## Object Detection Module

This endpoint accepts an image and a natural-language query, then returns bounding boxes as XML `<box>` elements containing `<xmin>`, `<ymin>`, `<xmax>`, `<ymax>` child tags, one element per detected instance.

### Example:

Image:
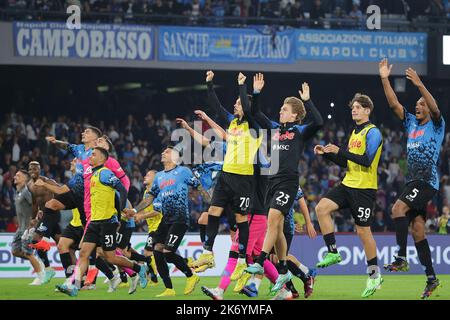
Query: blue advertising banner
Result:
<box><xmin>292</xmin><ymin>234</ymin><xmax>449</xmax><ymax>275</ymax></box>
<box><xmin>296</xmin><ymin>30</ymin><xmax>427</xmax><ymax>63</ymax></box>
<box><xmin>13</xmin><ymin>21</ymin><xmax>154</xmax><ymax>61</ymax></box>
<box><xmin>159</xmin><ymin>26</ymin><xmax>295</xmax><ymax>63</ymax></box>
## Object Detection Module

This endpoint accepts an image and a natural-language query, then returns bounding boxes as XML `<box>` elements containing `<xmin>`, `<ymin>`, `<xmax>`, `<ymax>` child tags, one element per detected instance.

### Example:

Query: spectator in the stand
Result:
<box><xmin>151</xmin><ymin>0</ymin><xmax>168</xmax><ymax>14</ymax></box>
<box><xmin>426</xmin><ymin>0</ymin><xmax>445</xmax><ymax>16</ymax></box>
<box><xmin>212</xmin><ymin>0</ymin><xmax>226</xmax><ymax>16</ymax></box>
<box><xmin>167</xmin><ymin>0</ymin><xmax>187</xmax><ymax>15</ymax></box>
<box><xmin>6</xmin><ymin>215</ymin><xmax>18</xmax><ymax>232</ymax></box>
<box><xmin>388</xmin><ymin>157</ymin><xmax>400</xmax><ymax>184</ymax></box>
<box><xmin>332</xmin><ymin>5</ymin><xmax>346</xmax><ymax>19</ymax></box>
<box><xmin>438</xmin><ymin>206</ymin><xmax>449</xmax><ymax>234</ymax></box>
<box><xmin>186</xmin><ymin>0</ymin><xmax>202</xmax><ymax>17</ymax></box>
<box><xmin>442</xmin><ymin>175</ymin><xmax>450</xmax><ymax>206</ymax></box>
<box><xmin>371</xmin><ymin>210</ymin><xmax>387</xmax><ymax>232</ymax></box>
<box><xmin>1</xmin><ymin>197</ymin><xmax>14</xmax><ymax>224</ymax></box>
<box><xmin>348</xmin><ymin>2</ymin><xmax>362</xmax><ymax>19</ymax></box>
<box><xmin>232</xmin><ymin>0</ymin><xmax>242</xmax><ymax>16</ymax></box>
<box><xmin>2</xmin><ymin>165</ymin><xmax>17</xmax><ymax>187</ymax></box>
<box><xmin>310</xmin><ymin>0</ymin><xmax>326</xmax><ymax>19</ymax></box>
<box><xmin>107</xmin><ymin>125</ymin><xmax>120</xmax><ymax>142</ymax></box>
<box><xmin>202</xmin><ymin>0</ymin><xmax>213</xmax><ymax>16</ymax></box>
<box><xmin>50</xmin><ymin>116</ymin><xmax>69</xmax><ymax>140</ymax></box>
<box><xmin>425</xmin><ymin>200</ymin><xmax>439</xmax><ymax>232</ymax></box>
<box><xmin>289</xmin><ymin>0</ymin><xmax>305</xmax><ymax>18</ymax></box>
<box><xmin>390</xmin><ymin>136</ymin><xmax>402</xmax><ymax>158</ymax></box>
<box><xmin>11</xmin><ymin>136</ymin><xmax>21</xmax><ymax>163</ymax></box>
<box><xmin>122</xmin><ymin>142</ymin><xmax>135</xmax><ymax>172</ymax></box>
<box><xmin>159</xmin><ymin>113</ymin><xmax>172</xmax><ymax>132</ymax></box>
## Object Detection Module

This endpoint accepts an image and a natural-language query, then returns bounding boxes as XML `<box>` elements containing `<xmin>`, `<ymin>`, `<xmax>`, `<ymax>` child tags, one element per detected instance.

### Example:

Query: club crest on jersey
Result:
<box><xmin>272</xmin><ymin>131</ymin><xmax>295</xmax><ymax>141</ymax></box>
<box><xmin>84</xmin><ymin>166</ymin><xmax>92</xmax><ymax>175</ymax></box>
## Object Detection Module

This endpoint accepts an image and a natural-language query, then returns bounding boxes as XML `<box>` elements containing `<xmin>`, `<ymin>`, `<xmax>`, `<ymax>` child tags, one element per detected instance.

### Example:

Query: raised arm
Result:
<box><xmin>194</xmin><ymin>110</ymin><xmax>227</xmax><ymax>141</ymax></box>
<box><xmin>238</xmin><ymin>73</ymin><xmax>264</xmax><ymax>136</ymax></box>
<box><xmin>298</xmin><ymin>83</ymin><xmax>324</xmax><ymax>141</ymax></box>
<box><xmin>34</xmin><ymin>179</ymin><xmax>69</xmax><ymax>195</ymax></box>
<box><xmin>176</xmin><ymin>117</ymin><xmax>210</xmax><ymax>147</ymax></box>
<box><xmin>251</xmin><ymin>73</ymin><xmax>264</xmax><ymax>114</ymax></box>
<box><xmin>379</xmin><ymin>58</ymin><xmax>405</xmax><ymax>120</ymax></box>
<box><xmin>248</xmin><ymin>72</ymin><xmax>278</xmax><ymax>130</ymax></box>
<box><xmin>46</xmin><ymin>136</ymin><xmax>70</xmax><ymax>150</ymax></box>
<box><xmin>106</xmin><ymin>157</ymin><xmax>130</xmax><ymax>191</ymax></box>
<box><xmin>206</xmin><ymin>70</ymin><xmax>234</xmax><ymax>124</ymax></box>
<box><xmin>406</xmin><ymin>67</ymin><xmax>441</xmax><ymax>121</ymax></box>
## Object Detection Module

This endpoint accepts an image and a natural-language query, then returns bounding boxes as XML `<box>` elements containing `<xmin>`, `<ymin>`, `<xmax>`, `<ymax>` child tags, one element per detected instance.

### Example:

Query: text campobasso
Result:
<box><xmin>14</xmin><ymin>22</ymin><xmax>154</xmax><ymax>60</ymax></box>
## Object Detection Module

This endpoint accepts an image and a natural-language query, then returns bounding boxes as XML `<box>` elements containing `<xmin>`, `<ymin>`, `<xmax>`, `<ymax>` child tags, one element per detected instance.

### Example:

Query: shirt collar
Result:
<box><xmin>92</xmin><ymin>164</ymin><xmax>104</xmax><ymax>172</ymax></box>
<box><xmin>281</xmin><ymin>121</ymin><xmax>297</xmax><ymax>129</ymax></box>
<box><xmin>355</xmin><ymin>121</ymin><xmax>371</xmax><ymax>133</ymax></box>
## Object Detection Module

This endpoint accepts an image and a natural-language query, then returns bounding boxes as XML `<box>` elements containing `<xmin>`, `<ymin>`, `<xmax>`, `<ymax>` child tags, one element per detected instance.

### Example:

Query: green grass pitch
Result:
<box><xmin>0</xmin><ymin>275</ymin><xmax>448</xmax><ymax>300</ymax></box>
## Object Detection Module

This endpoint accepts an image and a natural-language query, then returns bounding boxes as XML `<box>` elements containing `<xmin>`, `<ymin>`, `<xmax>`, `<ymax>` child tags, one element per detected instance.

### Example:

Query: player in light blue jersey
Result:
<box><xmin>124</xmin><ymin>146</ymin><xmax>210</xmax><ymax>297</ymax></box>
<box><xmin>380</xmin><ymin>58</ymin><xmax>445</xmax><ymax>299</ymax></box>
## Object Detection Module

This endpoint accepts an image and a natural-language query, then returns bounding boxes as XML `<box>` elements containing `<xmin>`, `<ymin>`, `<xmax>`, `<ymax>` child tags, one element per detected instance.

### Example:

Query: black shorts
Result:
<box><xmin>61</xmin><ymin>224</ymin><xmax>84</xmax><ymax>249</ymax></box>
<box><xmin>265</xmin><ymin>177</ymin><xmax>298</xmax><ymax>216</ymax></box>
<box><xmin>153</xmin><ymin>222</ymin><xmax>188</xmax><ymax>252</ymax></box>
<box><xmin>55</xmin><ymin>190</ymin><xmax>86</xmax><ymax>225</ymax></box>
<box><xmin>324</xmin><ymin>183</ymin><xmax>376</xmax><ymax>227</ymax></box>
<box><xmin>36</xmin><ymin>210</ymin><xmax>61</xmax><ymax>239</ymax></box>
<box><xmin>116</xmin><ymin>222</ymin><xmax>134</xmax><ymax>250</ymax></box>
<box><xmin>83</xmin><ymin>220</ymin><xmax>119</xmax><ymax>251</ymax></box>
<box><xmin>144</xmin><ymin>231</ymin><xmax>157</xmax><ymax>251</ymax></box>
<box><xmin>211</xmin><ymin>172</ymin><xmax>254</xmax><ymax>214</ymax></box>
<box><xmin>399</xmin><ymin>181</ymin><xmax>437</xmax><ymax>221</ymax></box>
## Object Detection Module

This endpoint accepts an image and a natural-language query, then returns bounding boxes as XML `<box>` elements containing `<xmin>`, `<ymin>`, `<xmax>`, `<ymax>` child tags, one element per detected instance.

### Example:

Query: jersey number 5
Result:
<box><xmin>408</xmin><ymin>188</ymin><xmax>419</xmax><ymax>199</ymax></box>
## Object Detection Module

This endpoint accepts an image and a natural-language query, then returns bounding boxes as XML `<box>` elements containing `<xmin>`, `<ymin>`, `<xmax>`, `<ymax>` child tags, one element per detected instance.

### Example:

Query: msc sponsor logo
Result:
<box><xmin>272</xmin><ymin>144</ymin><xmax>290</xmax><ymax>151</ymax></box>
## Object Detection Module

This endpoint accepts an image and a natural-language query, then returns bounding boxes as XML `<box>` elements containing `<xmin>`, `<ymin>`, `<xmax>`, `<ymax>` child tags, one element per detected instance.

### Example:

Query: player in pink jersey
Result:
<box><xmin>82</xmin><ymin>136</ymin><xmax>130</xmax><ymax>222</ymax></box>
